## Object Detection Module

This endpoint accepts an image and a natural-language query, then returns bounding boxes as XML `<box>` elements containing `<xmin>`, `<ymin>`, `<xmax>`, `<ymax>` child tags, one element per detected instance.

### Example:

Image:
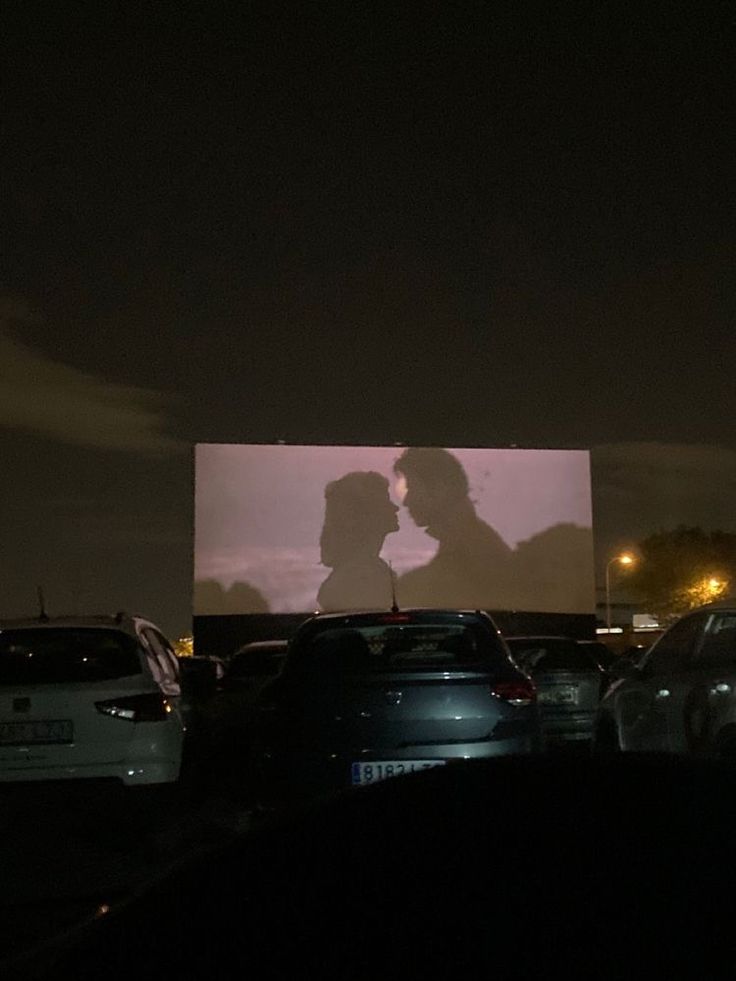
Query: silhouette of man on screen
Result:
<box><xmin>317</xmin><ymin>471</ymin><xmax>400</xmax><ymax>611</ymax></box>
<box><xmin>393</xmin><ymin>447</ymin><xmax>516</xmax><ymax>609</ymax></box>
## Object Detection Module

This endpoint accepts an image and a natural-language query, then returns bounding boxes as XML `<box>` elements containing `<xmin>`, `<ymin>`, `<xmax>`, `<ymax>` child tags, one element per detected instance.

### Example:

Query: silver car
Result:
<box><xmin>251</xmin><ymin>609</ymin><xmax>541</xmax><ymax>801</ymax></box>
<box><xmin>593</xmin><ymin>600</ymin><xmax>736</xmax><ymax>758</ymax></box>
<box><xmin>0</xmin><ymin>613</ymin><xmax>193</xmax><ymax>787</ymax></box>
<box><xmin>506</xmin><ymin>636</ymin><xmax>604</xmax><ymax>745</ymax></box>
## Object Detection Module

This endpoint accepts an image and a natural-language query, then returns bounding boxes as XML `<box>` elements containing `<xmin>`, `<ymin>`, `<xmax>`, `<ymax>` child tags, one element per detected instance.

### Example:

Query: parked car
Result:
<box><xmin>208</xmin><ymin>640</ymin><xmax>290</xmax><ymax>792</ymax></box>
<box><xmin>251</xmin><ymin>609</ymin><xmax>540</xmax><ymax>804</ymax></box>
<box><xmin>599</xmin><ymin>642</ymin><xmax>652</xmax><ymax>689</ymax></box>
<box><xmin>224</xmin><ymin>640</ymin><xmax>288</xmax><ymax>691</ymax></box>
<box><xmin>593</xmin><ymin>601</ymin><xmax>736</xmax><ymax>758</ymax></box>
<box><xmin>177</xmin><ymin>655</ymin><xmax>224</xmax><ymax>693</ymax></box>
<box><xmin>620</xmin><ymin>643</ymin><xmax>651</xmax><ymax>666</ymax></box>
<box><xmin>0</xmin><ymin>613</ymin><xmax>209</xmax><ymax>787</ymax></box>
<box><xmin>577</xmin><ymin>638</ymin><xmax>617</xmax><ymax>671</ymax></box>
<box><xmin>505</xmin><ymin>635</ymin><xmax>604</xmax><ymax>745</ymax></box>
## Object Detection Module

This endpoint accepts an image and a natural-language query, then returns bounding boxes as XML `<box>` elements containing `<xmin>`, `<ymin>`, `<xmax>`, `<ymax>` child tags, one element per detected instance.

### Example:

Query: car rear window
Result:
<box><xmin>0</xmin><ymin>629</ymin><xmax>142</xmax><ymax>684</ymax></box>
<box><xmin>290</xmin><ymin>621</ymin><xmax>506</xmax><ymax>674</ymax></box>
<box><xmin>508</xmin><ymin>639</ymin><xmax>599</xmax><ymax>673</ymax></box>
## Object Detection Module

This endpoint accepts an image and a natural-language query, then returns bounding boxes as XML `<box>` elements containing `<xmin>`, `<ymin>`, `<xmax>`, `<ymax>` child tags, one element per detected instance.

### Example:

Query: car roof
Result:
<box><xmin>0</xmin><ymin>613</ymin><xmax>153</xmax><ymax>635</ymax></box>
<box><xmin>236</xmin><ymin>639</ymin><xmax>289</xmax><ymax>648</ymax></box>
<box><xmin>692</xmin><ymin>599</ymin><xmax>736</xmax><ymax>613</ymax></box>
<box><xmin>234</xmin><ymin>640</ymin><xmax>289</xmax><ymax>654</ymax></box>
<box><xmin>305</xmin><ymin>608</ymin><xmax>495</xmax><ymax>624</ymax></box>
<box><xmin>505</xmin><ymin>635</ymin><xmax>577</xmax><ymax>642</ymax></box>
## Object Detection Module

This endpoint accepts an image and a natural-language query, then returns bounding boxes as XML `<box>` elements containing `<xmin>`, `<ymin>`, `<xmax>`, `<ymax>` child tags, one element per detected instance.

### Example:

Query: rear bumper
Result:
<box><xmin>541</xmin><ymin>712</ymin><xmax>596</xmax><ymax>743</ymax></box>
<box><xmin>0</xmin><ymin>757</ymin><xmax>181</xmax><ymax>786</ymax></box>
<box><xmin>0</xmin><ymin>719</ymin><xmax>185</xmax><ymax>786</ymax></box>
<box><xmin>254</xmin><ymin>734</ymin><xmax>541</xmax><ymax>800</ymax></box>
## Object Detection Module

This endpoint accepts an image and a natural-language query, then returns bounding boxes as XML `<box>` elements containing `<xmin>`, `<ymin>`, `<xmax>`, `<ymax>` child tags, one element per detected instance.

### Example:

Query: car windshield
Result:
<box><xmin>0</xmin><ymin>629</ymin><xmax>141</xmax><ymax>684</ymax></box>
<box><xmin>289</xmin><ymin>620</ymin><xmax>507</xmax><ymax>673</ymax></box>
<box><xmin>508</xmin><ymin>639</ymin><xmax>599</xmax><ymax>673</ymax></box>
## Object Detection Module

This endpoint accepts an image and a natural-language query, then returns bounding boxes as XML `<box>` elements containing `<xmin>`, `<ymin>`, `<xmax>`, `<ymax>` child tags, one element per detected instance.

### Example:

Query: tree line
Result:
<box><xmin>621</xmin><ymin>526</ymin><xmax>735</xmax><ymax>622</ymax></box>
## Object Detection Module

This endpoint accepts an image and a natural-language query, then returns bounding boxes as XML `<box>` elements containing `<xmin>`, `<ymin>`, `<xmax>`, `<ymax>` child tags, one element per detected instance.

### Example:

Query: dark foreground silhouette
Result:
<box><xmin>15</xmin><ymin>753</ymin><xmax>734</xmax><ymax>980</ymax></box>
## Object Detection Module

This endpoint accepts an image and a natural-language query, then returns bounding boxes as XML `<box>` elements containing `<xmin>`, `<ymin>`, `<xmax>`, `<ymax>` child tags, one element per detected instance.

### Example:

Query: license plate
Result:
<box><xmin>538</xmin><ymin>686</ymin><xmax>578</xmax><ymax>705</ymax></box>
<box><xmin>351</xmin><ymin>760</ymin><xmax>446</xmax><ymax>786</ymax></box>
<box><xmin>0</xmin><ymin>720</ymin><xmax>74</xmax><ymax>746</ymax></box>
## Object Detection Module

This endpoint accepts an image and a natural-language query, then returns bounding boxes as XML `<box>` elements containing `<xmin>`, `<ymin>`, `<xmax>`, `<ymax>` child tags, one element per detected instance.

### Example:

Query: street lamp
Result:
<box><xmin>606</xmin><ymin>552</ymin><xmax>635</xmax><ymax>632</ymax></box>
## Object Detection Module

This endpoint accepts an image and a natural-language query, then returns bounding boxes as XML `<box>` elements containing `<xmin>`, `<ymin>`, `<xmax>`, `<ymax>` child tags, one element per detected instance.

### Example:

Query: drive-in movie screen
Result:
<box><xmin>194</xmin><ymin>444</ymin><xmax>594</xmax><ymax>616</ymax></box>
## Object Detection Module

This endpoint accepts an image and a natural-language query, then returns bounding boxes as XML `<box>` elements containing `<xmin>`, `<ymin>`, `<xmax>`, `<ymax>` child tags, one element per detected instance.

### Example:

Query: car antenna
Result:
<box><xmin>388</xmin><ymin>561</ymin><xmax>400</xmax><ymax>614</ymax></box>
<box><xmin>37</xmin><ymin>585</ymin><xmax>49</xmax><ymax>622</ymax></box>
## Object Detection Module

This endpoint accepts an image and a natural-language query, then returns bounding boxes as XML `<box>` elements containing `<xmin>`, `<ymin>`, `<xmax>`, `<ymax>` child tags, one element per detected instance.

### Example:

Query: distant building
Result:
<box><xmin>594</xmin><ymin>586</ymin><xmax>662</xmax><ymax>652</ymax></box>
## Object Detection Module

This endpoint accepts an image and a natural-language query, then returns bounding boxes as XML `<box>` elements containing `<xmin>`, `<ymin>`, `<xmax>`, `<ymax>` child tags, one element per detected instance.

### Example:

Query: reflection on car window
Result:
<box><xmin>695</xmin><ymin>614</ymin><xmax>736</xmax><ymax>667</ymax></box>
<box><xmin>0</xmin><ymin>629</ymin><xmax>141</xmax><ymax>684</ymax></box>
<box><xmin>294</xmin><ymin>623</ymin><xmax>502</xmax><ymax>673</ymax></box>
<box><xmin>142</xmin><ymin>628</ymin><xmax>179</xmax><ymax>690</ymax></box>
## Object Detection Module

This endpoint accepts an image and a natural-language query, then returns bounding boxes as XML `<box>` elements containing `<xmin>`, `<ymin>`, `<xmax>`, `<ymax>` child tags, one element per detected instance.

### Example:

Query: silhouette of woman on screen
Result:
<box><xmin>317</xmin><ymin>471</ymin><xmax>400</xmax><ymax>612</ymax></box>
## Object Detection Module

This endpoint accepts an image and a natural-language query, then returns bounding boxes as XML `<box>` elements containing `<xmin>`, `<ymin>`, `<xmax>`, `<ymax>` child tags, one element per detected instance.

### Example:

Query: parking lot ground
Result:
<box><xmin>0</xmin><ymin>779</ymin><xmax>253</xmax><ymax>967</ymax></box>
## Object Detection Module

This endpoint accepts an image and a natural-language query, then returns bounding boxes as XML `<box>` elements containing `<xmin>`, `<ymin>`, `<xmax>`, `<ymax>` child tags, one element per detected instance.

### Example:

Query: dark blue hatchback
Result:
<box><xmin>251</xmin><ymin>609</ymin><xmax>541</xmax><ymax>802</ymax></box>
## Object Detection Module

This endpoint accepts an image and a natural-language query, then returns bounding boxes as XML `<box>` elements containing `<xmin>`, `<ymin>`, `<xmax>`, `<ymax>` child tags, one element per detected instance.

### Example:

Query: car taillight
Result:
<box><xmin>95</xmin><ymin>693</ymin><xmax>171</xmax><ymax>722</ymax></box>
<box><xmin>491</xmin><ymin>680</ymin><xmax>536</xmax><ymax>707</ymax></box>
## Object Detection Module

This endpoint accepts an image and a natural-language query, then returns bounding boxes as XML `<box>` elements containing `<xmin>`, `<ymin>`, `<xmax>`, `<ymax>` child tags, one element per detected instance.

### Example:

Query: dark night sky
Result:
<box><xmin>1</xmin><ymin>2</ymin><xmax>735</xmax><ymax>635</ymax></box>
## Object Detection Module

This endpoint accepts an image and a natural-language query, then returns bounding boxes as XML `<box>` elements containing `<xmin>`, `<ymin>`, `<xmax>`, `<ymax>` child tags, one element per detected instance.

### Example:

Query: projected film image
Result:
<box><xmin>194</xmin><ymin>445</ymin><xmax>595</xmax><ymax>616</ymax></box>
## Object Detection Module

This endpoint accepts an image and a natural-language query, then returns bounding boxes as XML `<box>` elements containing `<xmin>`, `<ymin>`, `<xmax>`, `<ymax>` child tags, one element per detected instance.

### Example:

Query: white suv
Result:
<box><xmin>0</xmin><ymin>613</ymin><xmax>192</xmax><ymax>786</ymax></box>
